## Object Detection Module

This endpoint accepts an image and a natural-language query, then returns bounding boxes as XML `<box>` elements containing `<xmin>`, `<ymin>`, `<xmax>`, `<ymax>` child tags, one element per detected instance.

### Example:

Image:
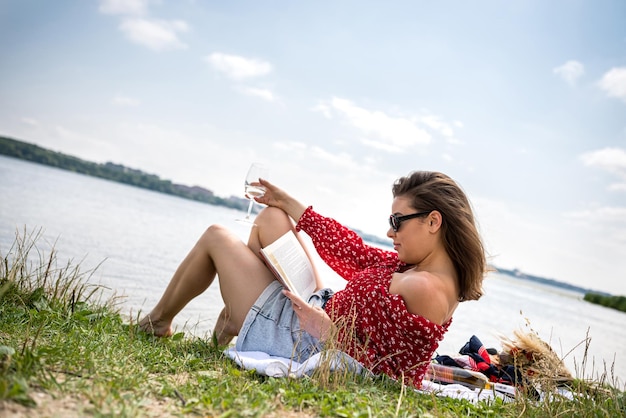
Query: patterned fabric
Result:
<box><xmin>425</xmin><ymin>363</ymin><xmax>489</xmax><ymax>388</ymax></box>
<box><xmin>435</xmin><ymin>335</ymin><xmax>520</xmax><ymax>385</ymax></box>
<box><xmin>296</xmin><ymin>206</ymin><xmax>451</xmax><ymax>388</ymax></box>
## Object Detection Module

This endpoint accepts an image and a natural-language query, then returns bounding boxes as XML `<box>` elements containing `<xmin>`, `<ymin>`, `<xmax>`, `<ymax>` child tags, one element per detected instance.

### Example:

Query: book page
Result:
<box><xmin>260</xmin><ymin>231</ymin><xmax>317</xmax><ymax>299</ymax></box>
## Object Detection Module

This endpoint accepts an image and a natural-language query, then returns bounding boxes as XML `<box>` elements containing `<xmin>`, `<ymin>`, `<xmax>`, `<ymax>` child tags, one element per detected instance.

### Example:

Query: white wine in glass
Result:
<box><xmin>237</xmin><ymin>163</ymin><xmax>269</xmax><ymax>225</ymax></box>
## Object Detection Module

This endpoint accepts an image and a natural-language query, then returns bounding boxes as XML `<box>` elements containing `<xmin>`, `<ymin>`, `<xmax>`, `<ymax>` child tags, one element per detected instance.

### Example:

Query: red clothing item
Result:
<box><xmin>296</xmin><ymin>206</ymin><xmax>451</xmax><ymax>388</ymax></box>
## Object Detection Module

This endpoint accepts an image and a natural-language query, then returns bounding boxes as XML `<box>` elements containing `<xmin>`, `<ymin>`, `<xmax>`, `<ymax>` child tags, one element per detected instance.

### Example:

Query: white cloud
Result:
<box><xmin>360</xmin><ymin>138</ymin><xmax>403</xmax><ymax>153</ymax></box>
<box><xmin>420</xmin><ymin>115</ymin><xmax>454</xmax><ymax>137</ymax></box>
<box><xmin>273</xmin><ymin>141</ymin><xmax>307</xmax><ymax>152</ymax></box>
<box><xmin>119</xmin><ymin>18</ymin><xmax>189</xmax><ymax>51</ymax></box>
<box><xmin>205</xmin><ymin>53</ymin><xmax>272</xmax><ymax>80</ymax></box>
<box><xmin>273</xmin><ymin>141</ymin><xmax>359</xmax><ymax>170</ymax></box>
<box><xmin>609</xmin><ymin>183</ymin><xmax>626</xmax><ymax>192</ymax></box>
<box><xmin>581</xmin><ymin>147</ymin><xmax>626</xmax><ymax>173</ymax></box>
<box><xmin>581</xmin><ymin>147</ymin><xmax>626</xmax><ymax>191</ymax></box>
<box><xmin>100</xmin><ymin>0</ymin><xmax>188</xmax><ymax>52</ymax></box>
<box><xmin>565</xmin><ymin>206</ymin><xmax>626</xmax><ymax>245</ymax></box>
<box><xmin>553</xmin><ymin>60</ymin><xmax>585</xmax><ymax>85</ymax></box>
<box><xmin>238</xmin><ymin>87</ymin><xmax>276</xmax><ymax>102</ymax></box>
<box><xmin>99</xmin><ymin>0</ymin><xmax>150</xmax><ymax>16</ymax></box>
<box><xmin>598</xmin><ymin>67</ymin><xmax>626</xmax><ymax>103</ymax></box>
<box><xmin>327</xmin><ymin>97</ymin><xmax>431</xmax><ymax>150</ymax></box>
<box><xmin>421</xmin><ymin>114</ymin><xmax>463</xmax><ymax>144</ymax></box>
<box><xmin>566</xmin><ymin>206</ymin><xmax>626</xmax><ymax>224</ymax></box>
<box><xmin>312</xmin><ymin>103</ymin><xmax>332</xmax><ymax>119</ymax></box>
<box><xmin>310</xmin><ymin>146</ymin><xmax>360</xmax><ymax>170</ymax></box>
<box><xmin>50</xmin><ymin>125</ymin><xmax>116</xmax><ymax>161</ymax></box>
<box><xmin>112</xmin><ymin>95</ymin><xmax>140</xmax><ymax>107</ymax></box>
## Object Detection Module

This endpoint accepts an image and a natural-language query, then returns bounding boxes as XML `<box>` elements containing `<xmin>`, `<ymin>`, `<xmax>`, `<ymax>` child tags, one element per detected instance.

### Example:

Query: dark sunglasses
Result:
<box><xmin>389</xmin><ymin>211</ymin><xmax>432</xmax><ymax>232</ymax></box>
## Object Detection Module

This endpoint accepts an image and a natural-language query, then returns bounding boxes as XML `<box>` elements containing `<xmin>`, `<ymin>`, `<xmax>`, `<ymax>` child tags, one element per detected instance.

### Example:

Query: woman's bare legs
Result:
<box><xmin>139</xmin><ymin>206</ymin><xmax>319</xmax><ymax>344</ymax></box>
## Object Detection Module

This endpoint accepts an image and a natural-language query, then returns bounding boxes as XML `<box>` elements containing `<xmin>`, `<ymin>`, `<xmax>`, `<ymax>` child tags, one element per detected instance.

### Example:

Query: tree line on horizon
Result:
<box><xmin>0</xmin><ymin>135</ymin><xmax>390</xmax><ymax>247</ymax></box>
<box><xmin>583</xmin><ymin>293</ymin><xmax>626</xmax><ymax>314</ymax></box>
<box><xmin>0</xmin><ymin>135</ymin><xmax>250</xmax><ymax>212</ymax></box>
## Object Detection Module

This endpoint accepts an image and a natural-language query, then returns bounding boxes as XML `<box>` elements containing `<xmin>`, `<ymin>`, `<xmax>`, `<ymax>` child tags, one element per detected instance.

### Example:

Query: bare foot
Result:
<box><xmin>138</xmin><ymin>314</ymin><xmax>173</xmax><ymax>337</ymax></box>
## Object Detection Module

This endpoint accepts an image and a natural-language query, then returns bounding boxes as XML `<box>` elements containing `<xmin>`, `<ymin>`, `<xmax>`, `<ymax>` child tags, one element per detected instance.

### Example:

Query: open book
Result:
<box><xmin>259</xmin><ymin>231</ymin><xmax>317</xmax><ymax>300</ymax></box>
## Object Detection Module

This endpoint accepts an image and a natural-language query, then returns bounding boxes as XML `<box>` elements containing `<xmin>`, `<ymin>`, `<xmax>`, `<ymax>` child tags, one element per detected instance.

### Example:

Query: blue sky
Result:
<box><xmin>1</xmin><ymin>0</ymin><xmax>625</xmax><ymax>294</ymax></box>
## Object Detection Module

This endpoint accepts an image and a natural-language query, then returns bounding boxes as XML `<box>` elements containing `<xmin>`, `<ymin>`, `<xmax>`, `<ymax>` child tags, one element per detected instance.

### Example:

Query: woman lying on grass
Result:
<box><xmin>140</xmin><ymin>171</ymin><xmax>487</xmax><ymax>388</ymax></box>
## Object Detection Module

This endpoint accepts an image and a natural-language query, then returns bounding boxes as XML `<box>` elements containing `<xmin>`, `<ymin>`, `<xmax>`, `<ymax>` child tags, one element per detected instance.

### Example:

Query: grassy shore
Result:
<box><xmin>1</xmin><ymin>231</ymin><xmax>624</xmax><ymax>417</ymax></box>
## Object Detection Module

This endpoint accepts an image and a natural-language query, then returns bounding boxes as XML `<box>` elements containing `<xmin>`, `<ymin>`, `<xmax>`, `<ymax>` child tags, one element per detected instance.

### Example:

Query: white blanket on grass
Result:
<box><xmin>224</xmin><ymin>348</ymin><xmax>512</xmax><ymax>403</ymax></box>
<box><xmin>224</xmin><ymin>347</ymin><xmax>364</xmax><ymax>378</ymax></box>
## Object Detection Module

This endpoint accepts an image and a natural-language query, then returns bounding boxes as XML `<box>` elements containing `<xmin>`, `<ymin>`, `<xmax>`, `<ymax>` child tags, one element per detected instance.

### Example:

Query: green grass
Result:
<box><xmin>1</xmin><ymin>230</ymin><xmax>625</xmax><ymax>417</ymax></box>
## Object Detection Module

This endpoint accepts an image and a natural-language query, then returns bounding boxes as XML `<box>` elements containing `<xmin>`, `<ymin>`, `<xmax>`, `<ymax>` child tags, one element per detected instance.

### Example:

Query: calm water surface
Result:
<box><xmin>1</xmin><ymin>155</ymin><xmax>624</xmax><ymax>386</ymax></box>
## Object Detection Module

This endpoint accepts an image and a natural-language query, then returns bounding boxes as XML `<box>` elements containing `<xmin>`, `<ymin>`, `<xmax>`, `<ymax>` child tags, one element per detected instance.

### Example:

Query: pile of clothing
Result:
<box><xmin>432</xmin><ymin>335</ymin><xmax>520</xmax><ymax>386</ymax></box>
<box><xmin>429</xmin><ymin>332</ymin><xmax>574</xmax><ymax>398</ymax></box>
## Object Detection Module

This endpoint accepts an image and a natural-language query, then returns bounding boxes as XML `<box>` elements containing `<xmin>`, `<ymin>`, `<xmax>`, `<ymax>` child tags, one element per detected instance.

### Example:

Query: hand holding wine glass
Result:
<box><xmin>237</xmin><ymin>163</ymin><xmax>269</xmax><ymax>225</ymax></box>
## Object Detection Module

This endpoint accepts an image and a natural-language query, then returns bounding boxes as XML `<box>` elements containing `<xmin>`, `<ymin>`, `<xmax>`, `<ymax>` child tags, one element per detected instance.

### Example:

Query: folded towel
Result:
<box><xmin>224</xmin><ymin>348</ymin><xmax>365</xmax><ymax>378</ymax></box>
<box><xmin>419</xmin><ymin>380</ymin><xmax>508</xmax><ymax>402</ymax></box>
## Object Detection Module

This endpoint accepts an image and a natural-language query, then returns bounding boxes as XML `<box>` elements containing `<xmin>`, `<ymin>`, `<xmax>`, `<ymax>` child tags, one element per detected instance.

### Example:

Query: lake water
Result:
<box><xmin>1</xmin><ymin>154</ymin><xmax>624</xmax><ymax>387</ymax></box>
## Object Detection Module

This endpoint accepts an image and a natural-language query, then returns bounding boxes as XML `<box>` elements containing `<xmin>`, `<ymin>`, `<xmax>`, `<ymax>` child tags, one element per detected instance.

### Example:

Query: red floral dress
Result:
<box><xmin>296</xmin><ymin>206</ymin><xmax>451</xmax><ymax>388</ymax></box>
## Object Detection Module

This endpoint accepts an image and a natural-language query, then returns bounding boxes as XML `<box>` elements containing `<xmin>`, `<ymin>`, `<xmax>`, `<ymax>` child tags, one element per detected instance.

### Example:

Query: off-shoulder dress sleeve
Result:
<box><xmin>296</xmin><ymin>206</ymin><xmax>400</xmax><ymax>280</ymax></box>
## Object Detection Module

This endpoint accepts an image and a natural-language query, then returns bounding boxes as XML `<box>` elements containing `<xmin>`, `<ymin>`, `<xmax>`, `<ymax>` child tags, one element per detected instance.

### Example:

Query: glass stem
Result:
<box><xmin>245</xmin><ymin>200</ymin><xmax>254</xmax><ymax>219</ymax></box>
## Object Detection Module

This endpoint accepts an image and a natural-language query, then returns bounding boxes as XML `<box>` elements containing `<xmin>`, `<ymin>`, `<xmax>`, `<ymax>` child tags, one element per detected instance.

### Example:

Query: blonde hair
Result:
<box><xmin>392</xmin><ymin>171</ymin><xmax>486</xmax><ymax>301</ymax></box>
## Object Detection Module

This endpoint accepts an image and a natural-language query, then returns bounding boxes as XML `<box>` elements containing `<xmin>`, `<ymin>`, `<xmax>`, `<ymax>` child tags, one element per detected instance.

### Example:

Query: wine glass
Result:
<box><xmin>236</xmin><ymin>163</ymin><xmax>269</xmax><ymax>225</ymax></box>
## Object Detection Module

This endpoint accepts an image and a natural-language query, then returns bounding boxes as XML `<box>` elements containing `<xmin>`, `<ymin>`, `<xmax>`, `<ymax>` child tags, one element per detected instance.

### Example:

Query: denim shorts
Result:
<box><xmin>235</xmin><ymin>280</ymin><xmax>334</xmax><ymax>362</ymax></box>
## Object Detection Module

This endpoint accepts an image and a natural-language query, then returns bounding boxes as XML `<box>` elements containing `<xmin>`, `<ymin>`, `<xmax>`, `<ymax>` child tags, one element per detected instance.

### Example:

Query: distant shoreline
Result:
<box><xmin>0</xmin><ymin>135</ymin><xmax>618</xmax><ymax>299</ymax></box>
<box><xmin>494</xmin><ymin>266</ymin><xmax>612</xmax><ymax>297</ymax></box>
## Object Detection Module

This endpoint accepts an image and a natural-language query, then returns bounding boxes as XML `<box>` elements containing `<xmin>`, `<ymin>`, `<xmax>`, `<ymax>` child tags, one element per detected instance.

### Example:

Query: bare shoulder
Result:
<box><xmin>390</xmin><ymin>271</ymin><xmax>457</xmax><ymax>325</ymax></box>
